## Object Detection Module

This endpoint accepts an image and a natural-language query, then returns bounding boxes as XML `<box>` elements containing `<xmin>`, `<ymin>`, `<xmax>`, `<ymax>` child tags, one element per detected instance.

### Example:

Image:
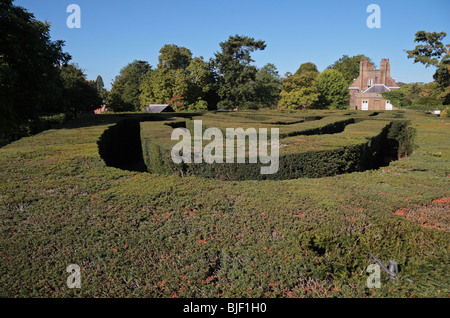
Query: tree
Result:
<box><xmin>399</xmin><ymin>82</ymin><xmax>426</xmax><ymax>105</ymax></box>
<box><xmin>157</xmin><ymin>44</ymin><xmax>193</xmax><ymax>70</ymax></box>
<box><xmin>140</xmin><ymin>45</ymin><xmax>216</xmax><ymax>111</ymax></box>
<box><xmin>140</xmin><ymin>45</ymin><xmax>191</xmax><ymax>109</ymax></box>
<box><xmin>294</xmin><ymin>62</ymin><xmax>319</xmax><ymax>76</ymax></box>
<box><xmin>60</xmin><ymin>64</ymin><xmax>102</xmax><ymax>116</ymax></box>
<box><xmin>327</xmin><ymin>54</ymin><xmax>375</xmax><ymax>84</ymax></box>
<box><xmin>380</xmin><ymin>90</ymin><xmax>407</xmax><ymax>108</ymax></box>
<box><xmin>316</xmin><ymin>69</ymin><xmax>349</xmax><ymax>109</ymax></box>
<box><xmin>381</xmin><ymin>82</ymin><xmax>444</xmax><ymax>109</ymax></box>
<box><xmin>406</xmin><ymin>31</ymin><xmax>448</xmax><ymax>68</ymax></box>
<box><xmin>143</xmin><ymin>44</ymin><xmax>194</xmax><ymax>111</ymax></box>
<box><xmin>185</xmin><ymin>57</ymin><xmax>217</xmax><ymax>109</ymax></box>
<box><xmin>442</xmin><ymin>106</ymin><xmax>450</xmax><ymax>117</ymax></box>
<box><xmin>278</xmin><ymin>71</ymin><xmax>320</xmax><ymax>110</ymax></box>
<box><xmin>95</xmin><ymin>75</ymin><xmax>108</xmax><ymax>100</ymax></box>
<box><xmin>106</xmin><ymin>60</ymin><xmax>151</xmax><ymax>112</ymax></box>
<box><xmin>255</xmin><ymin>63</ymin><xmax>283</xmax><ymax>108</ymax></box>
<box><xmin>96</xmin><ymin>75</ymin><xmax>104</xmax><ymax>92</ymax></box>
<box><xmin>0</xmin><ymin>0</ymin><xmax>71</xmax><ymax>141</ymax></box>
<box><xmin>406</xmin><ymin>31</ymin><xmax>450</xmax><ymax>104</ymax></box>
<box><xmin>140</xmin><ymin>68</ymin><xmax>177</xmax><ymax>107</ymax></box>
<box><xmin>213</xmin><ymin>35</ymin><xmax>266</xmax><ymax>109</ymax></box>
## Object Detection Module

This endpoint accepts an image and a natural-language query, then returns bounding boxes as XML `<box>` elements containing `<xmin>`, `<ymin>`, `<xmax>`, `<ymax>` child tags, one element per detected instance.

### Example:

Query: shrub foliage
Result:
<box><xmin>0</xmin><ymin>110</ymin><xmax>449</xmax><ymax>298</ymax></box>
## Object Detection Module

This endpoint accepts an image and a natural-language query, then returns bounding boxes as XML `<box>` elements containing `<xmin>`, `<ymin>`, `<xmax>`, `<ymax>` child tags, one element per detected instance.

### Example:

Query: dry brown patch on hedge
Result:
<box><xmin>394</xmin><ymin>197</ymin><xmax>450</xmax><ymax>231</ymax></box>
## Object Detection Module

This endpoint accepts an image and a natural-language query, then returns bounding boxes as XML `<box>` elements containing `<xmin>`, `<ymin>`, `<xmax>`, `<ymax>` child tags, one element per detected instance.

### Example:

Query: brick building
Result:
<box><xmin>349</xmin><ymin>58</ymin><xmax>400</xmax><ymax>110</ymax></box>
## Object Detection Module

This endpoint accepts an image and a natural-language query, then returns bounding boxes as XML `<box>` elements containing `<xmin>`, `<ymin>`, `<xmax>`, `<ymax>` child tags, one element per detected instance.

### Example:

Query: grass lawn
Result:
<box><xmin>0</xmin><ymin>110</ymin><xmax>448</xmax><ymax>297</ymax></box>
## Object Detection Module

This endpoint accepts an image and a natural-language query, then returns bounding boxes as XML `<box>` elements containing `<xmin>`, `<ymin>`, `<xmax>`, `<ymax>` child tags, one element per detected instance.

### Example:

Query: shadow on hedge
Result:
<box><xmin>98</xmin><ymin>115</ymin><xmax>416</xmax><ymax>180</ymax></box>
<box><xmin>97</xmin><ymin>113</ymin><xmax>196</xmax><ymax>172</ymax></box>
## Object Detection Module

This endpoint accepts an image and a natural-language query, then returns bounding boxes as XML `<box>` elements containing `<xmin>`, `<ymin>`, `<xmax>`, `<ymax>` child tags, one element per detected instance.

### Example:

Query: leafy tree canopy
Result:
<box><xmin>406</xmin><ymin>31</ymin><xmax>450</xmax><ymax>104</ymax></box>
<box><xmin>140</xmin><ymin>45</ymin><xmax>216</xmax><ymax>111</ymax></box>
<box><xmin>0</xmin><ymin>0</ymin><xmax>71</xmax><ymax>139</ymax></box>
<box><xmin>316</xmin><ymin>69</ymin><xmax>349</xmax><ymax>109</ymax></box>
<box><xmin>107</xmin><ymin>60</ymin><xmax>152</xmax><ymax>112</ymax></box>
<box><xmin>406</xmin><ymin>31</ymin><xmax>448</xmax><ymax>68</ymax></box>
<box><xmin>213</xmin><ymin>35</ymin><xmax>266</xmax><ymax>109</ymax></box>
<box><xmin>158</xmin><ymin>44</ymin><xmax>193</xmax><ymax>70</ymax></box>
<box><xmin>278</xmin><ymin>71</ymin><xmax>320</xmax><ymax>110</ymax></box>
<box><xmin>60</xmin><ymin>64</ymin><xmax>102</xmax><ymax>115</ymax></box>
<box><xmin>95</xmin><ymin>75</ymin><xmax>108</xmax><ymax>100</ymax></box>
<box><xmin>294</xmin><ymin>62</ymin><xmax>319</xmax><ymax>76</ymax></box>
<box><xmin>255</xmin><ymin>63</ymin><xmax>283</xmax><ymax>108</ymax></box>
<box><xmin>381</xmin><ymin>82</ymin><xmax>444</xmax><ymax>109</ymax></box>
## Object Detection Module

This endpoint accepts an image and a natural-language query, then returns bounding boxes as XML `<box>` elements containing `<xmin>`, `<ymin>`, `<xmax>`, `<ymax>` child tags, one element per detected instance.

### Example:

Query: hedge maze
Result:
<box><xmin>1</xmin><ymin>110</ymin><xmax>449</xmax><ymax>298</ymax></box>
<box><xmin>99</xmin><ymin>111</ymin><xmax>415</xmax><ymax>180</ymax></box>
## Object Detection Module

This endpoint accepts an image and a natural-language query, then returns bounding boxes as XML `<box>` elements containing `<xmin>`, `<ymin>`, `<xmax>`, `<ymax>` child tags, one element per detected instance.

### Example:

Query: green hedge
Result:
<box><xmin>185</xmin><ymin>115</ymin><xmax>356</xmax><ymax>139</ymax></box>
<box><xmin>140</xmin><ymin>113</ymin><xmax>415</xmax><ymax>180</ymax></box>
<box><xmin>1</xmin><ymin>113</ymin><xmax>74</xmax><ymax>148</ymax></box>
<box><xmin>97</xmin><ymin>114</ymin><xmax>177</xmax><ymax>170</ymax></box>
<box><xmin>401</xmin><ymin>104</ymin><xmax>447</xmax><ymax>111</ymax></box>
<box><xmin>0</xmin><ymin>110</ymin><xmax>448</xmax><ymax>298</ymax></box>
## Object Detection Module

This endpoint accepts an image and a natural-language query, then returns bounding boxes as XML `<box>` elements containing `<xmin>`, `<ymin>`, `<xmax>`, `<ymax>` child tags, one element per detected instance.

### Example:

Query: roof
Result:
<box><xmin>385</xmin><ymin>77</ymin><xmax>399</xmax><ymax>88</ymax></box>
<box><xmin>362</xmin><ymin>84</ymin><xmax>391</xmax><ymax>94</ymax></box>
<box><xmin>144</xmin><ymin>104</ymin><xmax>174</xmax><ymax>113</ymax></box>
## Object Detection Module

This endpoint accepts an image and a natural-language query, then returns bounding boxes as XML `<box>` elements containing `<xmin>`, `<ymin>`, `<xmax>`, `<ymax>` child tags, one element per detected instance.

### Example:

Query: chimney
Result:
<box><xmin>386</xmin><ymin>58</ymin><xmax>391</xmax><ymax>78</ymax></box>
<box><xmin>360</xmin><ymin>58</ymin><xmax>367</xmax><ymax>74</ymax></box>
<box><xmin>380</xmin><ymin>59</ymin><xmax>388</xmax><ymax>85</ymax></box>
<box><xmin>359</xmin><ymin>58</ymin><xmax>367</xmax><ymax>90</ymax></box>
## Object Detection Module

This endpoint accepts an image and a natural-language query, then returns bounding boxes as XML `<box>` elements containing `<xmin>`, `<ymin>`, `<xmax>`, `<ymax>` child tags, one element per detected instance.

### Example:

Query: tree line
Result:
<box><xmin>382</xmin><ymin>31</ymin><xmax>450</xmax><ymax>110</ymax></box>
<box><xmin>106</xmin><ymin>38</ymin><xmax>367</xmax><ymax>112</ymax></box>
<box><xmin>2</xmin><ymin>0</ymin><xmax>449</xmax><ymax>146</ymax></box>
<box><xmin>1</xmin><ymin>0</ymin><xmax>103</xmax><ymax>145</ymax></box>
<box><xmin>107</xmin><ymin>31</ymin><xmax>450</xmax><ymax>113</ymax></box>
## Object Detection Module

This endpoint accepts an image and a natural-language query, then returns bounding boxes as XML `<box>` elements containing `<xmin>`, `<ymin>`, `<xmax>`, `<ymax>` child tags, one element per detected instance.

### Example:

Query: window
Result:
<box><xmin>368</xmin><ymin>79</ymin><xmax>372</xmax><ymax>86</ymax></box>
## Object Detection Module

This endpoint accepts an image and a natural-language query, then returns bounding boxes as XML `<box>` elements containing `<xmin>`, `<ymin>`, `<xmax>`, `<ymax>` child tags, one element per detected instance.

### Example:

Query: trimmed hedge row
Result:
<box><xmin>139</xmin><ymin>113</ymin><xmax>415</xmax><ymax>180</ymax></box>
<box><xmin>185</xmin><ymin>115</ymin><xmax>356</xmax><ymax>139</ymax></box>
<box><xmin>1</xmin><ymin>113</ymin><xmax>75</xmax><ymax>148</ymax></box>
<box><xmin>1</xmin><ymin>109</ymin><xmax>448</xmax><ymax>298</ymax></box>
<box><xmin>140</xmin><ymin>118</ymin><xmax>187</xmax><ymax>174</ymax></box>
<box><xmin>97</xmin><ymin>114</ymin><xmax>184</xmax><ymax>170</ymax></box>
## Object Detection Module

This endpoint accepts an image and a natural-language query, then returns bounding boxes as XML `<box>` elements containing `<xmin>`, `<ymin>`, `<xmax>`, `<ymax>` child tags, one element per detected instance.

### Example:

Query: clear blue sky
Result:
<box><xmin>14</xmin><ymin>0</ymin><xmax>450</xmax><ymax>90</ymax></box>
